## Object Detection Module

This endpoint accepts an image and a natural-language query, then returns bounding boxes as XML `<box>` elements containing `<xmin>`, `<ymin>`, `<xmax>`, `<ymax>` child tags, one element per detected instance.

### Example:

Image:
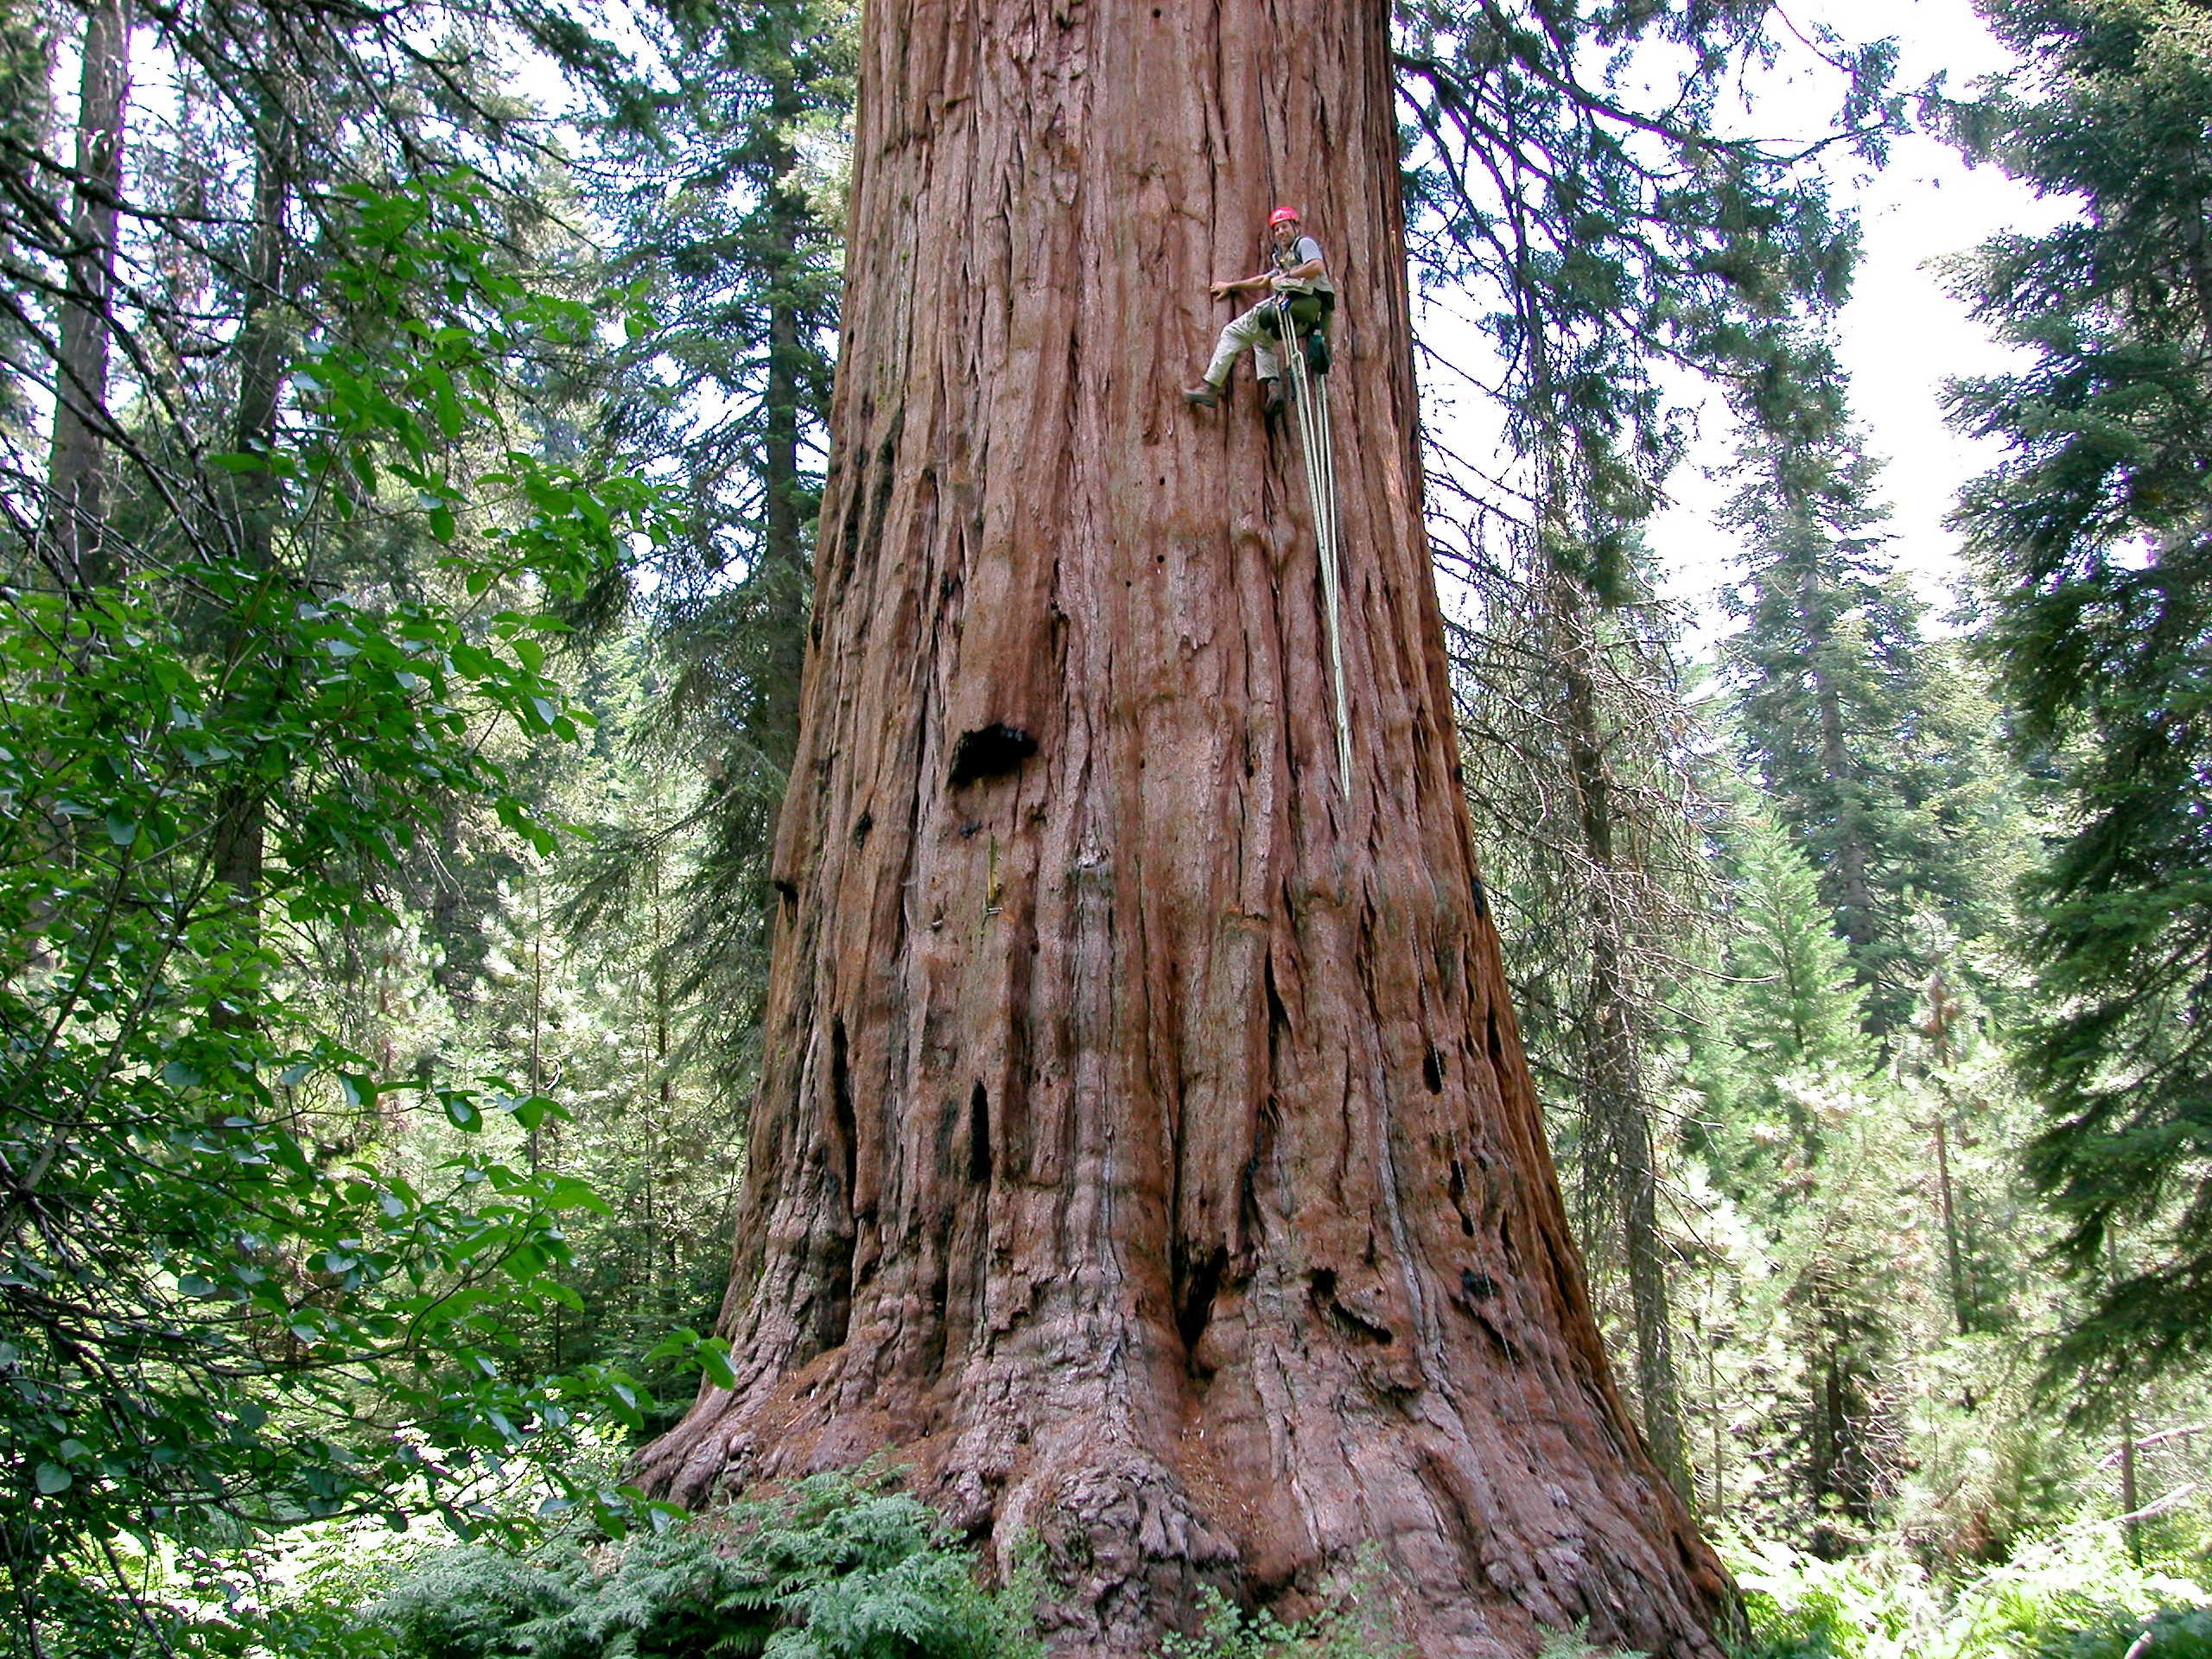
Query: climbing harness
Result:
<box><xmin>1271</xmin><ymin>290</ymin><xmax>1351</xmax><ymax>791</ymax></box>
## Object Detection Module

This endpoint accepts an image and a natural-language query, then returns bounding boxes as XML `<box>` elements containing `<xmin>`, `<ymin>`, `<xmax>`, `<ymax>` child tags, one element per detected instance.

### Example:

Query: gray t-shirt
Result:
<box><xmin>1274</xmin><ymin>233</ymin><xmax>1334</xmax><ymax>296</ymax></box>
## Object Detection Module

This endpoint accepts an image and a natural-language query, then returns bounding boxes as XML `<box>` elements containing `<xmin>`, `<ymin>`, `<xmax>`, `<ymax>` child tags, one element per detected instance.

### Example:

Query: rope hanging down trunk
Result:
<box><xmin>1276</xmin><ymin>295</ymin><xmax>1351</xmax><ymax>791</ymax></box>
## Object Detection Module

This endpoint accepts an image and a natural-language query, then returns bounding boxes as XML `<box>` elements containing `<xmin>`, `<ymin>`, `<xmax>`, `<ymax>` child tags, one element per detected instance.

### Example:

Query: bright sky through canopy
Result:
<box><xmin>1648</xmin><ymin>0</ymin><xmax>2073</xmax><ymax>631</ymax></box>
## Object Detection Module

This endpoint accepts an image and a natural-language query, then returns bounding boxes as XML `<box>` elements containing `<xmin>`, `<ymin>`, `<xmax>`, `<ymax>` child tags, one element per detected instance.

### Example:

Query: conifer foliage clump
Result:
<box><xmin>1948</xmin><ymin>0</ymin><xmax>2212</xmax><ymax>1394</ymax></box>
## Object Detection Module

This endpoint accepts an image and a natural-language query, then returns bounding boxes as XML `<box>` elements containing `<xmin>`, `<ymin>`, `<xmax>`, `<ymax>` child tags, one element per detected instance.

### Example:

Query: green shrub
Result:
<box><xmin>1933</xmin><ymin>1534</ymin><xmax>2212</xmax><ymax>1659</ymax></box>
<box><xmin>1740</xmin><ymin>1584</ymin><xmax>1871</xmax><ymax>1659</ymax></box>
<box><xmin>1726</xmin><ymin>1527</ymin><xmax>2212</xmax><ymax>1659</ymax></box>
<box><xmin>1157</xmin><ymin>1559</ymin><xmax>1407</xmax><ymax>1659</ymax></box>
<box><xmin>1534</xmin><ymin>1623</ymin><xmax>1648</xmax><ymax>1659</ymax></box>
<box><xmin>1730</xmin><ymin>1536</ymin><xmax>1928</xmax><ymax>1659</ymax></box>
<box><xmin>355</xmin><ymin>1468</ymin><xmax>1041</xmax><ymax>1659</ymax></box>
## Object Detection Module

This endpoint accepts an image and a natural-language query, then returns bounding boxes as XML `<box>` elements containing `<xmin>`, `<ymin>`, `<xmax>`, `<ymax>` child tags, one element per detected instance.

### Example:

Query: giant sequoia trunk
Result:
<box><xmin>639</xmin><ymin>4</ymin><xmax>1731</xmax><ymax>1652</ymax></box>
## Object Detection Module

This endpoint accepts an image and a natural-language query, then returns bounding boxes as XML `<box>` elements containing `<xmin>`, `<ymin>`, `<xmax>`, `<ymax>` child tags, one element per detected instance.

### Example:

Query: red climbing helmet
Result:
<box><xmin>1268</xmin><ymin>206</ymin><xmax>1301</xmax><ymax>226</ymax></box>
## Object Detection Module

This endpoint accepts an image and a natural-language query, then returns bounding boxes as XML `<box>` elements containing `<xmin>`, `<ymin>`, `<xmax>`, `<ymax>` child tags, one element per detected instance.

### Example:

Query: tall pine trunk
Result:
<box><xmin>640</xmin><ymin>5</ymin><xmax>1729</xmax><ymax>1653</ymax></box>
<box><xmin>39</xmin><ymin>0</ymin><xmax>129</xmax><ymax>594</ymax></box>
<box><xmin>207</xmin><ymin>95</ymin><xmax>290</xmax><ymax>1007</ymax></box>
<box><xmin>1554</xmin><ymin>584</ymin><xmax>1690</xmax><ymax>1501</ymax></box>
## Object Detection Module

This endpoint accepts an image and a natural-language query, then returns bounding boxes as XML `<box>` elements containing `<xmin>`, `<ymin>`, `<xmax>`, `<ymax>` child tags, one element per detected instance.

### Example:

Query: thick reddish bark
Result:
<box><xmin>639</xmin><ymin>3</ymin><xmax>1732</xmax><ymax>1653</ymax></box>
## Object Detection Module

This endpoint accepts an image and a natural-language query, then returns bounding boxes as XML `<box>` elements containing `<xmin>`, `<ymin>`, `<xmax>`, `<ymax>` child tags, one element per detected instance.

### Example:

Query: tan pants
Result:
<box><xmin>1202</xmin><ymin>302</ymin><xmax>1292</xmax><ymax>387</ymax></box>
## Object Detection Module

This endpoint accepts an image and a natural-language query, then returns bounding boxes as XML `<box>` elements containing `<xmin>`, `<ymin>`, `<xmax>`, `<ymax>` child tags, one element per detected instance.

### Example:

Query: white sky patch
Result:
<box><xmin>1411</xmin><ymin>0</ymin><xmax>2078</xmax><ymax>651</ymax></box>
<box><xmin>1646</xmin><ymin>0</ymin><xmax>2076</xmax><ymax>639</ymax></box>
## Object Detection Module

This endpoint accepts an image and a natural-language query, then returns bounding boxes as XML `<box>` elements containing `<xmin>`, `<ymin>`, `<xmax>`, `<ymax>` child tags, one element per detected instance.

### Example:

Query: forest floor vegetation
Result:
<box><xmin>33</xmin><ymin>1470</ymin><xmax>2212</xmax><ymax>1659</ymax></box>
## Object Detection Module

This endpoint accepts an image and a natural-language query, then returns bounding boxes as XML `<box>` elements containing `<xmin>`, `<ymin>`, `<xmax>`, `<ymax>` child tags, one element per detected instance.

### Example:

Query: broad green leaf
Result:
<box><xmin>428</xmin><ymin>367</ymin><xmax>463</xmax><ymax>438</ymax></box>
<box><xmin>696</xmin><ymin>1339</ymin><xmax>738</xmax><ymax>1391</ymax></box>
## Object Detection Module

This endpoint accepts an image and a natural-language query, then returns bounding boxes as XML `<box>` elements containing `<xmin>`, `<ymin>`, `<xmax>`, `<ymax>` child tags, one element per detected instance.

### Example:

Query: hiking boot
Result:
<box><xmin>1262</xmin><ymin>378</ymin><xmax>1284</xmax><ymax>416</ymax></box>
<box><xmin>1182</xmin><ymin>381</ymin><xmax>1220</xmax><ymax>408</ymax></box>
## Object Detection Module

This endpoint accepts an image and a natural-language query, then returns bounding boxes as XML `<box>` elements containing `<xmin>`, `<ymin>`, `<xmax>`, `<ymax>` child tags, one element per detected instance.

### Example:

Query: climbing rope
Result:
<box><xmin>1274</xmin><ymin>293</ymin><xmax>1351</xmax><ymax>791</ymax></box>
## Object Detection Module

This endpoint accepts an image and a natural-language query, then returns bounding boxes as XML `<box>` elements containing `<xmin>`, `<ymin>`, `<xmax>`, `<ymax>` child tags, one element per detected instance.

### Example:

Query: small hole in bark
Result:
<box><xmin>831</xmin><ymin>1019</ymin><xmax>853</xmax><ymax>1155</ymax></box>
<box><xmin>773</xmin><ymin>876</ymin><xmax>798</xmax><ymax>906</ymax></box>
<box><xmin>1471</xmin><ymin>1308</ymin><xmax>1518</xmax><ymax>1363</ymax></box>
<box><xmin>1485</xmin><ymin>1007</ymin><xmax>1503</xmax><ymax>1071</ymax></box>
<box><xmin>830</xmin><ymin>1021</ymin><xmax>856</xmax><ymax>1217</ymax></box>
<box><xmin>920</xmin><ymin>1262</ymin><xmax>950</xmax><ymax>1378</ymax></box>
<box><xmin>1448</xmin><ymin>1158</ymin><xmax>1475</xmax><ymax>1236</ymax></box>
<box><xmin>1307</xmin><ymin>1268</ymin><xmax>1392</xmax><ymax>1345</ymax></box>
<box><xmin>1175</xmin><ymin>1243</ymin><xmax>1227</xmax><ymax>1356</ymax></box>
<box><xmin>1470</xmin><ymin>870</ymin><xmax>1490</xmax><ymax>920</ymax></box>
<box><xmin>1462</xmin><ymin>1268</ymin><xmax>1496</xmax><ymax>1300</ymax></box>
<box><xmin>949</xmin><ymin>723</ymin><xmax>1037</xmax><ymax>787</ymax></box>
<box><xmin>961</xmin><ymin>819</ymin><xmax>982</xmax><ymax>837</ymax></box>
<box><xmin>852</xmin><ymin>810</ymin><xmax>873</xmax><ymax>846</ymax></box>
<box><xmin>820</xmin><ymin>1018</ymin><xmax>857</xmax><ymax>1351</ymax></box>
<box><xmin>969</xmin><ymin>1081</ymin><xmax>991</xmax><ymax>1185</ymax></box>
<box><xmin>1264</xmin><ymin>953</ymin><xmax>1291</xmax><ymax>1034</ymax></box>
<box><xmin>1422</xmin><ymin>1046</ymin><xmax>1444</xmax><ymax>1094</ymax></box>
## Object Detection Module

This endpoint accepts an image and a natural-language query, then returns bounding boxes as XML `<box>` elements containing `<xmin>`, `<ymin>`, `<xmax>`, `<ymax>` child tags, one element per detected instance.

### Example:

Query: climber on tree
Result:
<box><xmin>1184</xmin><ymin>206</ymin><xmax>1333</xmax><ymax>414</ymax></box>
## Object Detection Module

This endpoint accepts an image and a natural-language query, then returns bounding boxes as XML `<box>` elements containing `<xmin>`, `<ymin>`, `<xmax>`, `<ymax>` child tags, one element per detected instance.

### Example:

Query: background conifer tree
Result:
<box><xmin>1946</xmin><ymin>0</ymin><xmax>2212</xmax><ymax>1396</ymax></box>
<box><xmin>574</xmin><ymin>0</ymin><xmax>854</xmax><ymax>1094</ymax></box>
<box><xmin>1447</xmin><ymin>518</ymin><xmax>1710</xmax><ymax>1502</ymax></box>
<box><xmin>1722</xmin><ymin>428</ymin><xmax>2025</xmax><ymax>1034</ymax></box>
<box><xmin>1402</xmin><ymin>0</ymin><xmax>1897</xmax><ymax>1519</ymax></box>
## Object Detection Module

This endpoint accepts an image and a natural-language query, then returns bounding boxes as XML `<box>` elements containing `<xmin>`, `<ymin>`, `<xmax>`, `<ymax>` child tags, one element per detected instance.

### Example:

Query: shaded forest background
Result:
<box><xmin>4</xmin><ymin>0</ymin><xmax>2212</xmax><ymax>1654</ymax></box>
